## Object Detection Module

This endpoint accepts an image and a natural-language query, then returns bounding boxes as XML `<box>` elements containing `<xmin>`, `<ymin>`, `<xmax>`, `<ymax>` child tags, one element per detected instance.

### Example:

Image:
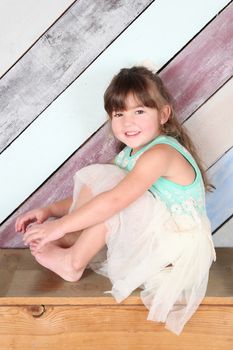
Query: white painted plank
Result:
<box><xmin>0</xmin><ymin>0</ymin><xmax>230</xmax><ymax>223</ymax></box>
<box><xmin>213</xmin><ymin>218</ymin><xmax>233</xmax><ymax>247</ymax></box>
<box><xmin>185</xmin><ymin>78</ymin><xmax>233</xmax><ymax>169</ymax></box>
<box><xmin>0</xmin><ymin>0</ymin><xmax>75</xmax><ymax>76</ymax></box>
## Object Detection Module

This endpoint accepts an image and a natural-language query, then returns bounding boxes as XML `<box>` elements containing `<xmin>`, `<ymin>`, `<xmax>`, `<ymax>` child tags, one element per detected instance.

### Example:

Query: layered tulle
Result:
<box><xmin>70</xmin><ymin>164</ymin><xmax>216</xmax><ymax>335</ymax></box>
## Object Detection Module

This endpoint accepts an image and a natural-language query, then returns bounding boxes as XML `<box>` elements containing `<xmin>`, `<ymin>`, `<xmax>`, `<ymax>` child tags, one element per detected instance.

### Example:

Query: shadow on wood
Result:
<box><xmin>0</xmin><ymin>248</ymin><xmax>232</xmax><ymax>350</ymax></box>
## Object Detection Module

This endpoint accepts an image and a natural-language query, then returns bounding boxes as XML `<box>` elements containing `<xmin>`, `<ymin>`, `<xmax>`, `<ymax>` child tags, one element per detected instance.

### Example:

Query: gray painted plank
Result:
<box><xmin>206</xmin><ymin>148</ymin><xmax>233</xmax><ymax>232</ymax></box>
<box><xmin>0</xmin><ymin>0</ymin><xmax>153</xmax><ymax>153</ymax></box>
<box><xmin>0</xmin><ymin>0</ymin><xmax>76</xmax><ymax>76</ymax></box>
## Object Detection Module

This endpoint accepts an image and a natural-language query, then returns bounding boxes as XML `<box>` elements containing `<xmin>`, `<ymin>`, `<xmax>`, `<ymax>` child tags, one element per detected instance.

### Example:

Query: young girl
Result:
<box><xmin>15</xmin><ymin>66</ymin><xmax>216</xmax><ymax>335</ymax></box>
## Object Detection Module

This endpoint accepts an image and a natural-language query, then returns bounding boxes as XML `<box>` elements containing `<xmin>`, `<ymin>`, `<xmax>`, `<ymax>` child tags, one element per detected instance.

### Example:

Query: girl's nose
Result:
<box><xmin>123</xmin><ymin>113</ymin><xmax>134</xmax><ymax>125</ymax></box>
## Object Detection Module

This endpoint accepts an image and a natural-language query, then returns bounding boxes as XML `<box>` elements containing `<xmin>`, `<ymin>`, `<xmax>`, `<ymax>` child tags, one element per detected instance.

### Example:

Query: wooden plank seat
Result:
<box><xmin>0</xmin><ymin>248</ymin><xmax>232</xmax><ymax>350</ymax></box>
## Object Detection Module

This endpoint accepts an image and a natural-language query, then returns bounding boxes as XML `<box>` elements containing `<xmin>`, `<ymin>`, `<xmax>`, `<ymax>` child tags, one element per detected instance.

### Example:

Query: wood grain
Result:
<box><xmin>0</xmin><ymin>305</ymin><xmax>232</xmax><ymax>350</ymax></box>
<box><xmin>0</xmin><ymin>248</ymin><xmax>232</xmax><ymax>304</ymax></box>
<box><xmin>0</xmin><ymin>248</ymin><xmax>232</xmax><ymax>350</ymax></box>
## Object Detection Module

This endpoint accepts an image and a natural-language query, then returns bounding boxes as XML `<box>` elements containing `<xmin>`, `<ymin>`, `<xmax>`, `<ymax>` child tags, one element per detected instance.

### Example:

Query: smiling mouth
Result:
<box><xmin>125</xmin><ymin>131</ymin><xmax>141</xmax><ymax>137</ymax></box>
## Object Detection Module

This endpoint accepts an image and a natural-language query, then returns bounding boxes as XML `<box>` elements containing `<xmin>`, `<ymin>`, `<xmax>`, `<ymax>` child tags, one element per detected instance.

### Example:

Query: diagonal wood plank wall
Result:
<box><xmin>0</xmin><ymin>0</ymin><xmax>232</xmax><ymax>247</ymax></box>
<box><xmin>0</xmin><ymin>0</ymin><xmax>76</xmax><ymax>77</ymax></box>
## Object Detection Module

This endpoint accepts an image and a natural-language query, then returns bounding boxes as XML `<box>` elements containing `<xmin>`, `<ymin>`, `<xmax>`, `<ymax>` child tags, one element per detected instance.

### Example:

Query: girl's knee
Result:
<box><xmin>55</xmin><ymin>231</ymin><xmax>82</xmax><ymax>248</ymax></box>
<box><xmin>76</xmin><ymin>185</ymin><xmax>93</xmax><ymax>209</ymax></box>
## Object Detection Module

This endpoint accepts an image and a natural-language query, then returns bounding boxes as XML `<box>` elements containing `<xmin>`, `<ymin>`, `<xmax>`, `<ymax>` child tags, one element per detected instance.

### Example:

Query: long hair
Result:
<box><xmin>104</xmin><ymin>66</ymin><xmax>212</xmax><ymax>191</ymax></box>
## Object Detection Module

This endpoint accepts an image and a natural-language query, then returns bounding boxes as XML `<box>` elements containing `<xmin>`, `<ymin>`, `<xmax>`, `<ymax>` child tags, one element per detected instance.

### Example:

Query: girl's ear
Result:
<box><xmin>160</xmin><ymin>105</ymin><xmax>171</xmax><ymax>125</ymax></box>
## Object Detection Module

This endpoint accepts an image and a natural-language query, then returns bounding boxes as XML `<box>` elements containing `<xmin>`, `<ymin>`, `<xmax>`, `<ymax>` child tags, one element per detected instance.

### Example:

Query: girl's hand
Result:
<box><xmin>15</xmin><ymin>207</ymin><xmax>51</xmax><ymax>233</ymax></box>
<box><xmin>22</xmin><ymin>219</ymin><xmax>64</xmax><ymax>251</ymax></box>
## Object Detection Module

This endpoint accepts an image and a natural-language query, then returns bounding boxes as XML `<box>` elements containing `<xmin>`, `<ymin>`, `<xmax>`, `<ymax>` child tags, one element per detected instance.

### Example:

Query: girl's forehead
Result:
<box><xmin>120</xmin><ymin>93</ymin><xmax>144</xmax><ymax>110</ymax></box>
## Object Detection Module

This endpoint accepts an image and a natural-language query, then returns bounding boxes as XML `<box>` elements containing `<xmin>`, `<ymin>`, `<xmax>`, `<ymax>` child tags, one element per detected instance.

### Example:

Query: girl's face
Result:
<box><xmin>111</xmin><ymin>94</ymin><xmax>168</xmax><ymax>154</ymax></box>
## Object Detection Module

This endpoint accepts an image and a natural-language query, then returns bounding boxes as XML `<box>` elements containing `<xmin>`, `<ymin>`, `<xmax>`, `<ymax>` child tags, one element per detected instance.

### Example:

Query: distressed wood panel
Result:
<box><xmin>0</xmin><ymin>1</ymin><xmax>231</xmax><ymax>224</ymax></box>
<box><xmin>0</xmin><ymin>249</ymin><xmax>232</xmax><ymax>350</ymax></box>
<box><xmin>1</xmin><ymin>248</ymin><xmax>232</xmax><ymax>303</ymax></box>
<box><xmin>213</xmin><ymin>218</ymin><xmax>233</xmax><ymax>247</ymax></box>
<box><xmin>0</xmin><ymin>0</ymin><xmax>153</xmax><ymax>153</ymax></box>
<box><xmin>0</xmin><ymin>0</ymin><xmax>75</xmax><ymax>77</ymax></box>
<box><xmin>185</xmin><ymin>78</ymin><xmax>233</xmax><ymax>169</ymax></box>
<box><xmin>0</xmin><ymin>1</ymin><xmax>230</xmax><ymax>153</ymax></box>
<box><xmin>0</xmin><ymin>123</ymin><xmax>232</xmax><ymax>246</ymax></box>
<box><xmin>1</xmin><ymin>44</ymin><xmax>233</xmax><ymax>245</ymax></box>
<box><xmin>206</xmin><ymin>148</ymin><xmax>233</xmax><ymax>232</ymax></box>
<box><xmin>0</xmin><ymin>305</ymin><xmax>232</xmax><ymax>350</ymax></box>
<box><xmin>160</xmin><ymin>2</ymin><xmax>233</xmax><ymax>122</ymax></box>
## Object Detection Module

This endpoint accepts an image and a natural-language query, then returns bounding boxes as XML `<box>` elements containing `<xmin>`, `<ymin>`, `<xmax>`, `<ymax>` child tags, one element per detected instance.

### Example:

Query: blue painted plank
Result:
<box><xmin>213</xmin><ymin>217</ymin><xmax>233</xmax><ymax>247</ymax></box>
<box><xmin>206</xmin><ymin>148</ymin><xmax>233</xmax><ymax>231</ymax></box>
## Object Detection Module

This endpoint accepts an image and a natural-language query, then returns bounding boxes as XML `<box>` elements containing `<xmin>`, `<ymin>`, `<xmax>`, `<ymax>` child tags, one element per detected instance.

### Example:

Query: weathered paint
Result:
<box><xmin>0</xmin><ymin>0</ymin><xmax>153</xmax><ymax>153</ymax></box>
<box><xmin>1</xmin><ymin>122</ymin><xmax>233</xmax><ymax>246</ymax></box>
<box><xmin>1</xmin><ymin>1</ymin><xmax>233</xmax><ymax>246</ymax></box>
<box><xmin>206</xmin><ymin>148</ymin><xmax>233</xmax><ymax>232</ymax></box>
<box><xmin>212</xmin><ymin>218</ymin><xmax>233</xmax><ymax>247</ymax></box>
<box><xmin>185</xmin><ymin>78</ymin><xmax>233</xmax><ymax>169</ymax></box>
<box><xmin>160</xmin><ymin>2</ymin><xmax>233</xmax><ymax>122</ymax></box>
<box><xmin>0</xmin><ymin>0</ymin><xmax>75</xmax><ymax>76</ymax></box>
<box><xmin>0</xmin><ymin>124</ymin><xmax>119</xmax><ymax>247</ymax></box>
<box><xmin>1</xmin><ymin>1</ymin><xmax>232</xmax><ymax>223</ymax></box>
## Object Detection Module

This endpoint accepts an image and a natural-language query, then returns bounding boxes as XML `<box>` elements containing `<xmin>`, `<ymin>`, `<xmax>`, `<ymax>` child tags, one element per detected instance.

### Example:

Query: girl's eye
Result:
<box><xmin>113</xmin><ymin>112</ymin><xmax>123</xmax><ymax>118</ymax></box>
<box><xmin>136</xmin><ymin>109</ymin><xmax>145</xmax><ymax>115</ymax></box>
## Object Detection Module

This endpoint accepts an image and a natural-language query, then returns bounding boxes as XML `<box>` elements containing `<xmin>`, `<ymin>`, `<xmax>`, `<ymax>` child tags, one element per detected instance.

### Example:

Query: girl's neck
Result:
<box><xmin>130</xmin><ymin>134</ymin><xmax>165</xmax><ymax>156</ymax></box>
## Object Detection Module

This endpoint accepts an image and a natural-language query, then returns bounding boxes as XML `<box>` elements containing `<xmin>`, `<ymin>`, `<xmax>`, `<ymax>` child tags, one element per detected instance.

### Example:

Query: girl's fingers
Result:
<box><xmin>15</xmin><ymin>217</ymin><xmax>23</xmax><ymax>232</ymax></box>
<box><xmin>15</xmin><ymin>214</ymin><xmax>37</xmax><ymax>233</ymax></box>
<box><xmin>23</xmin><ymin>231</ymin><xmax>43</xmax><ymax>246</ymax></box>
<box><xmin>16</xmin><ymin>218</ymin><xmax>26</xmax><ymax>233</ymax></box>
<box><xmin>23</xmin><ymin>224</ymin><xmax>39</xmax><ymax>239</ymax></box>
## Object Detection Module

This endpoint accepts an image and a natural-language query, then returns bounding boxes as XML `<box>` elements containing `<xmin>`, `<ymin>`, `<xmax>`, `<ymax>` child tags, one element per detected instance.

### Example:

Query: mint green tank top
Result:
<box><xmin>114</xmin><ymin>135</ymin><xmax>206</xmax><ymax>217</ymax></box>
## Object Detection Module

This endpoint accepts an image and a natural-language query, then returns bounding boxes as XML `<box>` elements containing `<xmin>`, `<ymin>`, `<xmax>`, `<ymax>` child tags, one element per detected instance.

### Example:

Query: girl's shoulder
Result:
<box><xmin>146</xmin><ymin>135</ymin><xmax>199</xmax><ymax>170</ymax></box>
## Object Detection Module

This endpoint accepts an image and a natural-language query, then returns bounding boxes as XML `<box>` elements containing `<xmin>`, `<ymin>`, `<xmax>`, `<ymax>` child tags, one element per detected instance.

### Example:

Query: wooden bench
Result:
<box><xmin>0</xmin><ymin>248</ymin><xmax>232</xmax><ymax>350</ymax></box>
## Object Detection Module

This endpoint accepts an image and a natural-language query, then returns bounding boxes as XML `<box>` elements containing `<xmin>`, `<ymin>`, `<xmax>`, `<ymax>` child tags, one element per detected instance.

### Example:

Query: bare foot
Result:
<box><xmin>30</xmin><ymin>243</ymin><xmax>84</xmax><ymax>282</ymax></box>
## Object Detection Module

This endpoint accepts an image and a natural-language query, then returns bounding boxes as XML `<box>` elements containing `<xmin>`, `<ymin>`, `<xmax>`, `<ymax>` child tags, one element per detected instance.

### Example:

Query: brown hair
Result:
<box><xmin>104</xmin><ymin>66</ymin><xmax>212</xmax><ymax>191</ymax></box>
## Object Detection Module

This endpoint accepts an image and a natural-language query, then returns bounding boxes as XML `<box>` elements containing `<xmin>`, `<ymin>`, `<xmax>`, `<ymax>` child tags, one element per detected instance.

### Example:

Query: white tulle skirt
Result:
<box><xmin>69</xmin><ymin>164</ymin><xmax>216</xmax><ymax>335</ymax></box>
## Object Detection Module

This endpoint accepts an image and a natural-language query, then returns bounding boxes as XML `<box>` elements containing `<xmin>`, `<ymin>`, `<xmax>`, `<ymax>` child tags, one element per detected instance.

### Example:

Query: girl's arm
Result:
<box><xmin>46</xmin><ymin>197</ymin><xmax>72</xmax><ymax>217</ymax></box>
<box><xmin>23</xmin><ymin>145</ymin><xmax>170</xmax><ymax>247</ymax></box>
<box><xmin>15</xmin><ymin>197</ymin><xmax>72</xmax><ymax>233</ymax></box>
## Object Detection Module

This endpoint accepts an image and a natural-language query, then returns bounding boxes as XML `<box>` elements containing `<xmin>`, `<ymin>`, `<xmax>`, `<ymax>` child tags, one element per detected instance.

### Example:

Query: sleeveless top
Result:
<box><xmin>114</xmin><ymin>135</ymin><xmax>206</xmax><ymax>219</ymax></box>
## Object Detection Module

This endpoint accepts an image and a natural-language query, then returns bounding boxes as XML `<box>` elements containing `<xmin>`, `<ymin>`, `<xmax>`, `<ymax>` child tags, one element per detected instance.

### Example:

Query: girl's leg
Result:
<box><xmin>32</xmin><ymin>221</ymin><xmax>108</xmax><ymax>282</ymax></box>
<box><xmin>54</xmin><ymin>184</ymin><xmax>94</xmax><ymax>248</ymax></box>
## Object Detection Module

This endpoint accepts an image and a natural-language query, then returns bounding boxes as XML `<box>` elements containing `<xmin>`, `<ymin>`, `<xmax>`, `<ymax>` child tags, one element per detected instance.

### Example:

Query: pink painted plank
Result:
<box><xmin>160</xmin><ymin>3</ymin><xmax>233</xmax><ymax>122</ymax></box>
<box><xmin>1</xmin><ymin>3</ymin><xmax>233</xmax><ymax>247</ymax></box>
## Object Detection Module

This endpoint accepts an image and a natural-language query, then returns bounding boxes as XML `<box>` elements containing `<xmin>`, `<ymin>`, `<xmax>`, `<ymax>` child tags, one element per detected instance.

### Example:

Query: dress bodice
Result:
<box><xmin>114</xmin><ymin>135</ymin><xmax>206</xmax><ymax>220</ymax></box>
